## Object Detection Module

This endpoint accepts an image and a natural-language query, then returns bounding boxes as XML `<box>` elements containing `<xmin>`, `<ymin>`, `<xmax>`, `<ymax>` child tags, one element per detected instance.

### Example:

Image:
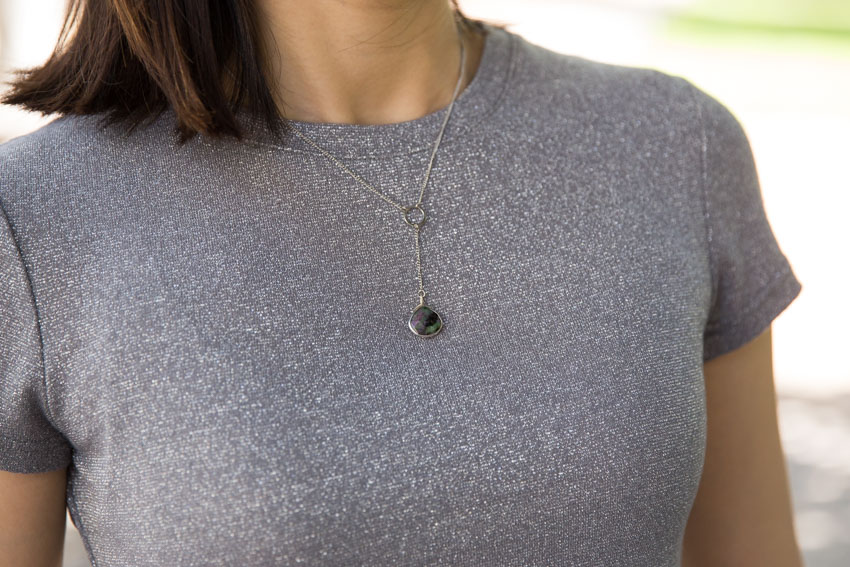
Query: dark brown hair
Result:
<box><xmin>1</xmin><ymin>0</ymin><xmax>482</xmax><ymax>143</ymax></box>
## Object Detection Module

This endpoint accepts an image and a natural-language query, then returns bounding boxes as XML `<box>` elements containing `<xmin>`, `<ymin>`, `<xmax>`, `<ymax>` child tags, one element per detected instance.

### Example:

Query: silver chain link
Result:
<box><xmin>286</xmin><ymin>23</ymin><xmax>467</xmax><ymax>306</ymax></box>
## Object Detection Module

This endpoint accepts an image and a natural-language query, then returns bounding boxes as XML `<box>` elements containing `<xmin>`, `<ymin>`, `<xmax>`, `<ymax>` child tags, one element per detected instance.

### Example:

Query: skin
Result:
<box><xmin>0</xmin><ymin>2</ymin><xmax>803</xmax><ymax>565</ymax></box>
<box><xmin>253</xmin><ymin>0</ymin><xmax>485</xmax><ymax>124</ymax></box>
<box><xmin>683</xmin><ymin>325</ymin><xmax>804</xmax><ymax>566</ymax></box>
<box><xmin>0</xmin><ymin>466</ymin><xmax>67</xmax><ymax>567</ymax></box>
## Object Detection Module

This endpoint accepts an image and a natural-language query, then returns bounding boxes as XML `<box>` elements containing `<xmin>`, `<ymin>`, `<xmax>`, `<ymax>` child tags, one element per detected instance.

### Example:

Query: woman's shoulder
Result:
<box><xmin>502</xmin><ymin>29</ymin><xmax>754</xmax><ymax>170</ymax></box>
<box><xmin>507</xmin><ymin>28</ymin><xmax>726</xmax><ymax>123</ymax></box>
<box><xmin>2</xmin><ymin>112</ymin><xmax>122</xmax><ymax>162</ymax></box>
<box><xmin>0</xmin><ymin>111</ymin><xmax>176</xmax><ymax>205</ymax></box>
<box><xmin>514</xmin><ymin>32</ymin><xmax>670</xmax><ymax>82</ymax></box>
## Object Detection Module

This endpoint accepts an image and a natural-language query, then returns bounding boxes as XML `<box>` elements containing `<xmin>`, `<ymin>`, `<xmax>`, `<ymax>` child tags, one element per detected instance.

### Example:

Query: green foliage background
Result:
<box><xmin>678</xmin><ymin>0</ymin><xmax>850</xmax><ymax>32</ymax></box>
<box><xmin>663</xmin><ymin>0</ymin><xmax>850</xmax><ymax>58</ymax></box>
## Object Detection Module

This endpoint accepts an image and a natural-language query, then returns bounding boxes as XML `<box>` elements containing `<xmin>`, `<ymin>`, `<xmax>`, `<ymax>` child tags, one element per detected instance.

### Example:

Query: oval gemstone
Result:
<box><xmin>408</xmin><ymin>304</ymin><xmax>443</xmax><ymax>337</ymax></box>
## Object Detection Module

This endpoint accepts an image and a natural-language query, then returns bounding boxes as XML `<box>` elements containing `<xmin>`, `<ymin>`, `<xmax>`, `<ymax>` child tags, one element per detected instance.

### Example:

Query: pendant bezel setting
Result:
<box><xmin>408</xmin><ymin>298</ymin><xmax>443</xmax><ymax>337</ymax></box>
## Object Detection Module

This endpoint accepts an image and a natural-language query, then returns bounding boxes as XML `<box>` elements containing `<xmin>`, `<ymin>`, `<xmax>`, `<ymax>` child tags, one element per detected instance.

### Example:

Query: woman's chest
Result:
<box><xmin>40</xmin><ymin>159</ymin><xmax>709</xmax><ymax>565</ymax></box>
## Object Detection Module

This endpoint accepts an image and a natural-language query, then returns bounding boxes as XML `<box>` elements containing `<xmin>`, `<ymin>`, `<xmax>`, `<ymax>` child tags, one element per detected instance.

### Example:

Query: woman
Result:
<box><xmin>0</xmin><ymin>1</ymin><xmax>804</xmax><ymax>565</ymax></box>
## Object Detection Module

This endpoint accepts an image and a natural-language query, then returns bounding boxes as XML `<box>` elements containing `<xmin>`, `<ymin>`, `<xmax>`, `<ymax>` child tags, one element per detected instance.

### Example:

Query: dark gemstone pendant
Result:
<box><xmin>408</xmin><ymin>300</ymin><xmax>443</xmax><ymax>337</ymax></box>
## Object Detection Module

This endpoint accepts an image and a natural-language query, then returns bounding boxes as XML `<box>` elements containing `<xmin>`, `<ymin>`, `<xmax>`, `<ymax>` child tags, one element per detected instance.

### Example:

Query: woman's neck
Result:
<box><xmin>253</xmin><ymin>0</ymin><xmax>485</xmax><ymax>124</ymax></box>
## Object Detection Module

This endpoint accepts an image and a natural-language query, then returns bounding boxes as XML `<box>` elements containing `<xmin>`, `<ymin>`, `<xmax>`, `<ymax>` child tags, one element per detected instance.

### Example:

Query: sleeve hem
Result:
<box><xmin>702</xmin><ymin>267</ymin><xmax>802</xmax><ymax>362</ymax></box>
<box><xmin>0</xmin><ymin>433</ymin><xmax>73</xmax><ymax>474</ymax></box>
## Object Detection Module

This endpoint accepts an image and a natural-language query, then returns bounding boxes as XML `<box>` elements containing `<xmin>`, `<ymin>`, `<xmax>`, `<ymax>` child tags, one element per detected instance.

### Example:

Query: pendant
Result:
<box><xmin>408</xmin><ymin>296</ymin><xmax>443</xmax><ymax>337</ymax></box>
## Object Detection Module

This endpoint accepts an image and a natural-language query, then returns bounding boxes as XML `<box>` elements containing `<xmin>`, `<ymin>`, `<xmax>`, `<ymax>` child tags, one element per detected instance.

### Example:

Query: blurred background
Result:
<box><xmin>1</xmin><ymin>0</ymin><xmax>848</xmax><ymax>565</ymax></box>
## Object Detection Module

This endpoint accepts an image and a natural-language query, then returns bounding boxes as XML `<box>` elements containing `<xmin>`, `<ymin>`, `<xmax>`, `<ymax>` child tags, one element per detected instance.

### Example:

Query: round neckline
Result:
<box><xmin>237</xmin><ymin>21</ymin><xmax>516</xmax><ymax>159</ymax></box>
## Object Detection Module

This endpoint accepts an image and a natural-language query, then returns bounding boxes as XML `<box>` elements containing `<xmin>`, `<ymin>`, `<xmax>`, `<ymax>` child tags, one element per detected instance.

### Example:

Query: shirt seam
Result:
<box><xmin>684</xmin><ymin>79</ymin><xmax>719</xmax><ymax>323</ymax></box>
<box><xmin>0</xmin><ymin>430</ymin><xmax>64</xmax><ymax>446</ymax></box>
<box><xmin>0</xmin><ymin>199</ymin><xmax>57</xmax><ymax>431</ymax></box>
<box><xmin>704</xmin><ymin>263</ymin><xmax>796</xmax><ymax>332</ymax></box>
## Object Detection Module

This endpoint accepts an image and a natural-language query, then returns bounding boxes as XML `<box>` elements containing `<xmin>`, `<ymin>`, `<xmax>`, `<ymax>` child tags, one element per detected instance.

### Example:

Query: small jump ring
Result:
<box><xmin>402</xmin><ymin>204</ymin><xmax>427</xmax><ymax>229</ymax></box>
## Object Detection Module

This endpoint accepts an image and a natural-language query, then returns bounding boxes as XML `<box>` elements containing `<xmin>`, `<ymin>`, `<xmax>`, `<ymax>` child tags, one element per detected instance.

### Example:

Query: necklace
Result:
<box><xmin>286</xmin><ymin>23</ymin><xmax>467</xmax><ymax>338</ymax></box>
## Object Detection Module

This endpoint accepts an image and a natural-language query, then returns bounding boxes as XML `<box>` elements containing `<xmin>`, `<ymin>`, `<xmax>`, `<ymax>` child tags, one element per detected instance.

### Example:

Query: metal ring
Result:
<box><xmin>402</xmin><ymin>204</ymin><xmax>427</xmax><ymax>229</ymax></box>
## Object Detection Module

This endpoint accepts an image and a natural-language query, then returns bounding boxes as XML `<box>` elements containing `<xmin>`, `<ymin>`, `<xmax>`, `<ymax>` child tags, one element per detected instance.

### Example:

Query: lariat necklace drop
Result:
<box><xmin>287</xmin><ymin>22</ymin><xmax>467</xmax><ymax>338</ymax></box>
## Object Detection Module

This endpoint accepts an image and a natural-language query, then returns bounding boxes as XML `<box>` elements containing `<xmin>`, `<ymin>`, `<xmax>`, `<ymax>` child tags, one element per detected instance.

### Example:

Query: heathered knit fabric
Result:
<box><xmin>1</xmin><ymin>22</ymin><xmax>802</xmax><ymax>566</ymax></box>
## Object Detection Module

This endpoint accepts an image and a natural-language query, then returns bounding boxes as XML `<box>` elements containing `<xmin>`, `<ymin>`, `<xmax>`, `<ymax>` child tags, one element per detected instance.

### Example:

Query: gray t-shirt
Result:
<box><xmin>0</xmin><ymin>22</ymin><xmax>802</xmax><ymax>567</ymax></box>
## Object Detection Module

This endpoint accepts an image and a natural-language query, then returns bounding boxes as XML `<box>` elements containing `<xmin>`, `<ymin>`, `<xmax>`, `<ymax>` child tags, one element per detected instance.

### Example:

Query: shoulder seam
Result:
<box><xmin>680</xmin><ymin>78</ymin><xmax>719</xmax><ymax>321</ymax></box>
<box><xmin>0</xmin><ymin>199</ymin><xmax>57</xmax><ymax>430</ymax></box>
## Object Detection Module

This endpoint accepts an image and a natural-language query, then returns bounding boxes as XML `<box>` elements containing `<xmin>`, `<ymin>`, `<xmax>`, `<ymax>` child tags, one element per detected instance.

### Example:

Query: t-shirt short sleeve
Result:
<box><xmin>0</xmin><ymin>201</ymin><xmax>72</xmax><ymax>473</ymax></box>
<box><xmin>682</xmin><ymin>80</ymin><xmax>803</xmax><ymax>362</ymax></box>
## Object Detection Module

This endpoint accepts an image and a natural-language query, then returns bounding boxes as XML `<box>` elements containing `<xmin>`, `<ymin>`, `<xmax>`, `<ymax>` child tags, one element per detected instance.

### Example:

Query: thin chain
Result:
<box><xmin>288</xmin><ymin>26</ymin><xmax>466</xmax><ymax>213</ymax></box>
<box><xmin>286</xmin><ymin>22</ymin><xmax>468</xmax><ymax>305</ymax></box>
